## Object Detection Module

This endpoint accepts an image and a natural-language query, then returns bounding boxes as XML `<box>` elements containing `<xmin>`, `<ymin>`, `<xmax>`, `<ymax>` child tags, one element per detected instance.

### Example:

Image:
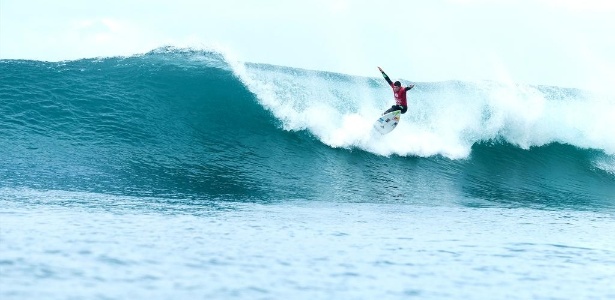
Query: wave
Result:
<box><xmin>0</xmin><ymin>47</ymin><xmax>613</xmax><ymax>207</ymax></box>
<box><xmin>233</xmin><ymin>59</ymin><xmax>615</xmax><ymax>159</ymax></box>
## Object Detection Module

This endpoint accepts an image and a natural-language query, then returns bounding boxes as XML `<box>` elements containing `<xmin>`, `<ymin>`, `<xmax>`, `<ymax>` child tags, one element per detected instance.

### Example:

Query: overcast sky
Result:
<box><xmin>1</xmin><ymin>0</ymin><xmax>614</xmax><ymax>90</ymax></box>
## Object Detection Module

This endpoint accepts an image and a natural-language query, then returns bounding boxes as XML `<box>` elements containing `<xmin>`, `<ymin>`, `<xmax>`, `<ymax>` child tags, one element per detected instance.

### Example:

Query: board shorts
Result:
<box><xmin>384</xmin><ymin>105</ymin><xmax>407</xmax><ymax>115</ymax></box>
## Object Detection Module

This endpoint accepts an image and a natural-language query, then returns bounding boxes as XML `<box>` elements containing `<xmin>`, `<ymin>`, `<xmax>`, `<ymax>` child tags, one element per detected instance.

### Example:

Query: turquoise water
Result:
<box><xmin>1</xmin><ymin>48</ymin><xmax>614</xmax><ymax>299</ymax></box>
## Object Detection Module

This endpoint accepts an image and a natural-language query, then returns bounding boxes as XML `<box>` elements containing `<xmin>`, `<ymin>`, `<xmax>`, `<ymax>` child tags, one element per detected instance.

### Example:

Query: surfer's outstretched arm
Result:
<box><xmin>378</xmin><ymin>66</ymin><xmax>393</xmax><ymax>87</ymax></box>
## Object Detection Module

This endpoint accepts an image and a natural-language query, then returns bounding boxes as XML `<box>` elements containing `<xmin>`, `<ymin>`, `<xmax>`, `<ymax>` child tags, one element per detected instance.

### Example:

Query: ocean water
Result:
<box><xmin>1</xmin><ymin>47</ymin><xmax>614</xmax><ymax>299</ymax></box>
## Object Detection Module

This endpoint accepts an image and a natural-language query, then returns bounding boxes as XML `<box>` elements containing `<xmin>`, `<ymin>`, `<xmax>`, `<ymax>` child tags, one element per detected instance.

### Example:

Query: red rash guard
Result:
<box><xmin>391</xmin><ymin>85</ymin><xmax>408</xmax><ymax>107</ymax></box>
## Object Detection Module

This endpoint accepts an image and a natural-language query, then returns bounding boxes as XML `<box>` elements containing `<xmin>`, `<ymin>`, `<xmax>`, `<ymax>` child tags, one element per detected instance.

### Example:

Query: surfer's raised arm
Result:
<box><xmin>378</xmin><ymin>66</ymin><xmax>394</xmax><ymax>87</ymax></box>
<box><xmin>379</xmin><ymin>66</ymin><xmax>414</xmax><ymax>91</ymax></box>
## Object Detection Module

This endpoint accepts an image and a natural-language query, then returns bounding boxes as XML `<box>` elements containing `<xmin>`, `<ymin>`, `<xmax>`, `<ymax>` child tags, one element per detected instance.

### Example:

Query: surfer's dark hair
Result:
<box><xmin>394</xmin><ymin>81</ymin><xmax>401</xmax><ymax>87</ymax></box>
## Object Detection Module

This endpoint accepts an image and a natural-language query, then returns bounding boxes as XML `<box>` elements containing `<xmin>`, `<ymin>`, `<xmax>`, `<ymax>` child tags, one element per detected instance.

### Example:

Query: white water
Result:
<box><xmin>227</xmin><ymin>60</ymin><xmax>615</xmax><ymax>170</ymax></box>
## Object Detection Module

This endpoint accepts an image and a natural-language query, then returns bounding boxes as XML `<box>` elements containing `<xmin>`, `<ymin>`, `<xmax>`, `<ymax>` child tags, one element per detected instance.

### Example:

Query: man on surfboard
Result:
<box><xmin>378</xmin><ymin>66</ymin><xmax>414</xmax><ymax>115</ymax></box>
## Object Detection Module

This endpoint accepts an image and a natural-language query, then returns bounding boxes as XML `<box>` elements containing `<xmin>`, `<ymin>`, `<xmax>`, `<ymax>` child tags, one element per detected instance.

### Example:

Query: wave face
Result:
<box><xmin>1</xmin><ymin>48</ymin><xmax>614</xmax><ymax>209</ymax></box>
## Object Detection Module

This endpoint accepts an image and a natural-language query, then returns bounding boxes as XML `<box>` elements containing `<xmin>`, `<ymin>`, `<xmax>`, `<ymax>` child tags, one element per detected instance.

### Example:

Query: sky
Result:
<box><xmin>1</xmin><ymin>0</ymin><xmax>614</xmax><ymax>90</ymax></box>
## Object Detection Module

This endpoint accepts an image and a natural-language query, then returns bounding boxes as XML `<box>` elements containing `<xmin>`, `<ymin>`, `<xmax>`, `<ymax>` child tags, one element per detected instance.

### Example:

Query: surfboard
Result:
<box><xmin>373</xmin><ymin>110</ymin><xmax>401</xmax><ymax>135</ymax></box>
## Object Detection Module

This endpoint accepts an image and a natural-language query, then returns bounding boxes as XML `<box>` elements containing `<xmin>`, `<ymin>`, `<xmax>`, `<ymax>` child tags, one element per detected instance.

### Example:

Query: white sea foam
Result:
<box><xmin>228</xmin><ymin>60</ymin><xmax>615</xmax><ymax>159</ymax></box>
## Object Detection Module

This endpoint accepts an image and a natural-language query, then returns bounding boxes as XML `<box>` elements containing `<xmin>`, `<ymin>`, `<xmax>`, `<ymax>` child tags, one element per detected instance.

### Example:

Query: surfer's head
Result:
<box><xmin>394</xmin><ymin>81</ymin><xmax>401</xmax><ymax>87</ymax></box>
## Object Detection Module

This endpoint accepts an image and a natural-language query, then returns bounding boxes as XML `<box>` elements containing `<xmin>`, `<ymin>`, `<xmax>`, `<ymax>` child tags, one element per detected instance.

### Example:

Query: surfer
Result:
<box><xmin>378</xmin><ymin>66</ymin><xmax>414</xmax><ymax>115</ymax></box>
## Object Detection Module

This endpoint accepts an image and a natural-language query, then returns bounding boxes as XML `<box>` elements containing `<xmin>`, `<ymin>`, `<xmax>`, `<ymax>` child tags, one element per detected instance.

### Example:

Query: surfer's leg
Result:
<box><xmin>383</xmin><ymin>105</ymin><xmax>397</xmax><ymax>115</ymax></box>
